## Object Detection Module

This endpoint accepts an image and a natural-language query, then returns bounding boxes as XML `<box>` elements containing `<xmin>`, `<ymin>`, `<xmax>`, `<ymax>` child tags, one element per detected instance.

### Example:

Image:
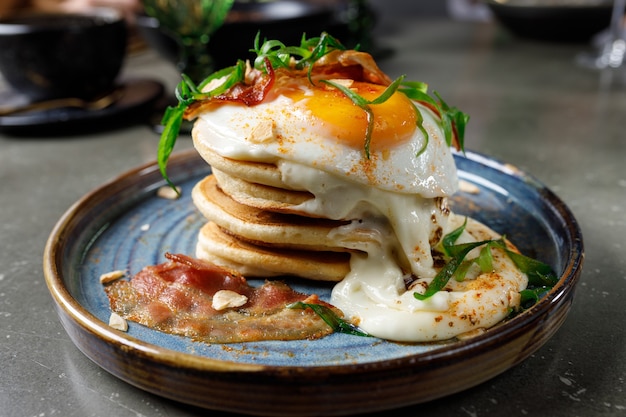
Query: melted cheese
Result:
<box><xmin>277</xmin><ymin>163</ymin><xmax>527</xmax><ymax>342</ymax></box>
<box><xmin>277</xmin><ymin>160</ymin><xmax>446</xmax><ymax>278</ymax></box>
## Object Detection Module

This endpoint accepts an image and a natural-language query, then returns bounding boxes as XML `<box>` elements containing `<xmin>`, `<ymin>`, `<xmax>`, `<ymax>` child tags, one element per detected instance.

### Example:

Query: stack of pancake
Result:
<box><xmin>191</xmin><ymin>144</ymin><xmax>375</xmax><ymax>282</ymax></box>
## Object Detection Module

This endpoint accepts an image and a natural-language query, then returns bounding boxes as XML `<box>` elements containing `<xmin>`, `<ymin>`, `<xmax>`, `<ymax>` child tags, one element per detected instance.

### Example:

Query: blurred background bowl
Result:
<box><xmin>0</xmin><ymin>7</ymin><xmax>127</xmax><ymax>101</ymax></box>
<box><xmin>136</xmin><ymin>0</ymin><xmax>353</xmax><ymax>74</ymax></box>
<box><xmin>484</xmin><ymin>0</ymin><xmax>614</xmax><ymax>42</ymax></box>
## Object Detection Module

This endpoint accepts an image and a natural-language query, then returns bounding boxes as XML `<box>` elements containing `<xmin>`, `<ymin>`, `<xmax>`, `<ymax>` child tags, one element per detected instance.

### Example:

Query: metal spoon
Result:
<box><xmin>0</xmin><ymin>87</ymin><xmax>124</xmax><ymax>116</ymax></box>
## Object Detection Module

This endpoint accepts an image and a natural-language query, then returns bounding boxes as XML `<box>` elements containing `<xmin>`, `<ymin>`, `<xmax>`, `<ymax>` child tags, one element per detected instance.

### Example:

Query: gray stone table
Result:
<box><xmin>1</xmin><ymin>9</ymin><xmax>625</xmax><ymax>417</ymax></box>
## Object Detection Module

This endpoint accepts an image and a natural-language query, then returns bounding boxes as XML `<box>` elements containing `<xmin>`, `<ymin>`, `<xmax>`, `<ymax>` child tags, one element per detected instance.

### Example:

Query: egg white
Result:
<box><xmin>193</xmin><ymin>90</ymin><xmax>458</xmax><ymax>198</ymax></box>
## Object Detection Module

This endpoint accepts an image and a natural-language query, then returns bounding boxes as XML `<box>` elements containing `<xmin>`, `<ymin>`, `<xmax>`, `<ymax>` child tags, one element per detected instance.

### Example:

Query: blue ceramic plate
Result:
<box><xmin>43</xmin><ymin>149</ymin><xmax>584</xmax><ymax>416</ymax></box>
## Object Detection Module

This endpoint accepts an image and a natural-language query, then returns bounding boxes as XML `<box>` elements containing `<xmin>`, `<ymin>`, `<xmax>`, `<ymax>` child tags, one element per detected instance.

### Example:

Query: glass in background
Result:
<box><xmin>143</xmin><ymin>0</ymin><xmax>234</xmax><ymax>81</ymax></box>
<box><xmin>577</xmin><ymin>0</ymin><xmax>626</xmax><ymax>69</ymax></box>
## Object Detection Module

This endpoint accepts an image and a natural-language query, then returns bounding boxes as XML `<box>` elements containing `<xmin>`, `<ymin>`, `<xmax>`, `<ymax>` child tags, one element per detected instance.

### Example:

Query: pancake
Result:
<box><xmin>196</xmin><ymin>222</ymin><xmax>351</xmax><ymax>281</ymax></box>
<box><xmin>211</xmin><ymin>168</ymin><xmax>315</xmax><ymax>215</ymax></box>
<box><xmin>194</xmin><ymin>135</ymin><xmax>300</xmax><ymax>190</ymax></box>
<box><xmin>192</xmin><ymin>174</ymin><xmax>371</xmax><ymax>252</ymax></box>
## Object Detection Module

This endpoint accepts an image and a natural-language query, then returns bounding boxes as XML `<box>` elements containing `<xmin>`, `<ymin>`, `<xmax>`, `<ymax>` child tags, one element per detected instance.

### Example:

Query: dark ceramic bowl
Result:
<box><xmin>136</xmin><ymin>0</ymin><xmax>349</xmax><ymax>74</ymax></box>
<box><xmin>485</xmin><ymin>0</ymin><xmax>613</xmax><ymax>42</ymax></box>
<box><xmin>0</xmin><ymin>7</ymin><xmax>127</xmax><ymax>101</ymax></box>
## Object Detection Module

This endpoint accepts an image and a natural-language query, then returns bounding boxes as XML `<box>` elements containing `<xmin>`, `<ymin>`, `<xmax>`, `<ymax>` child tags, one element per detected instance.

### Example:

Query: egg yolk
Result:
<box><xmin>285</xmin><ymin>81</ymin><xmax>417</xmax><ymax>152</ymax></box>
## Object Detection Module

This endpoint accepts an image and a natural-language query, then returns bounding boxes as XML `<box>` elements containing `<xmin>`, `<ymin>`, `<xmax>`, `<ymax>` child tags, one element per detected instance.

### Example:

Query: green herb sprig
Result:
<box><xmin>157</xmin><ymin>61</ymin><xmax>246</xmax><ymax>192</ymax></box>
<box><xmin>321</xmin><ymin>75</ymin><xmax>406</xmax><ymax>158</ymax></box>
<box><xmin>399</xmin><ymin>83</ymin><xmax>469</xmax><ymax>153</ymax></box>
<box><xmin>156</xmin><ymin>32</ymin><xmax>469</xmax><ymax>191</ymax></box>
<box><xmin>287</xmin><ymin>301</ymin><xmax>370</xmax><ymax>337</ymax></box>
<box><xmin>252</xmin><ymin>32</ymin><xmax>346</xmax><ymax>76</ymax></box>
<box><xmin>414</xmin><ymin>218</ymin><xmax>558</xmax><ymax>311</ymax></box>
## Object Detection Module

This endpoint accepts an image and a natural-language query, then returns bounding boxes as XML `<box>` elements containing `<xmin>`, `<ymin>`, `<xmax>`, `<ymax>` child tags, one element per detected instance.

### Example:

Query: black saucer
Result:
<box><xmin>0</xmin><ymin>78</ymin><xmax>164</xmax><ymax>136</ymax></box>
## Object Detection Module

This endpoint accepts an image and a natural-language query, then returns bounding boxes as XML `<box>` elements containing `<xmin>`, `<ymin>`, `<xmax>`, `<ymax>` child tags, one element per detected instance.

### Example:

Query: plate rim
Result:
<box><xmin>42</xmin><ymin>148</ymin><xmax>584</xmax><ymax>412</ymax></box>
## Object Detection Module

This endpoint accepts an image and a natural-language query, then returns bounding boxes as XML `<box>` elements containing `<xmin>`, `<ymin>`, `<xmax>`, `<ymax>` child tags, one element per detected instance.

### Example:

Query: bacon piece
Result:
<box><xmin>315</xmin><ymin>49</ymin><xmax>393</xmax><ymax>86</ymax></box>
<box><xmin>184</xmin><ymin>59</ymin><xmax>276</xmax><ymax>120</ymax></box>
<box><xmin>219</xmin><ymin>60</ymin><xmax>275</xmax><ymax>106</ymax></box>
<box><xmin>184</xmin><ymin>49</ymin><xmax>394</xmax><ymax>120</ymax></box>
<box><xmin>104</xmin><ymin>253</ymin><xmax>339</xmax><ymax>343</ymax></box>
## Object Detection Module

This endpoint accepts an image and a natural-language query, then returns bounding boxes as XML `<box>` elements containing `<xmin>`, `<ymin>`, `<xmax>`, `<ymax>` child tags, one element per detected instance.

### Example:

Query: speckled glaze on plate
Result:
<box><xmin>43</xmin><ymin>149</ymin><xmax>584</xmax><ymax>416</ymax></box>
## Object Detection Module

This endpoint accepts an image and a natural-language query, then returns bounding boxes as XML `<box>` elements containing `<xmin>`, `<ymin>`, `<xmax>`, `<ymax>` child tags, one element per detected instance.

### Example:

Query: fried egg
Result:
<box><xmin>194</xmin><ymin>77</ymin><xmax>458</xmax><ymax>198</ymax></box>
<box><xmin>192</xmin><ymin>74</ymin><xmax>527</xmax><ymax>342</ymax></box>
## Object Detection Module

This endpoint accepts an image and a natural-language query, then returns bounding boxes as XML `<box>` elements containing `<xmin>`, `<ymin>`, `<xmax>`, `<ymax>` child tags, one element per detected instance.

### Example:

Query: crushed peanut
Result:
<box><xmin>99</xmin><ymin>270</ymin><xmax>126</xmax><ymax>284</ymax></box>
<box><xmin>248</xmin><ymin>120</ymin><xmax>274</xmax><ymax>143</ymax></box>
<box><xmin>325</xmin><ymin>78</ymin><xmax>353</xmax><ymax>89</ymax></box>
<box><xmin>212</xmin><ymin>290</ymin><xmax>248</xmax><ymax>311</ymax></box>
<box><xmin>157</xmin><ymin>185</ymin><xmax>181</xmax><ymax>200</ymax></box>
<box><xmin>109</xmin><ymin>312</ymin><xmax>128</xmax><ymax>331</ymax></box>
<box><xmin>459</xmin><ymin>180</ymin><xmax>480</xmax><ymax>195</ymax></box>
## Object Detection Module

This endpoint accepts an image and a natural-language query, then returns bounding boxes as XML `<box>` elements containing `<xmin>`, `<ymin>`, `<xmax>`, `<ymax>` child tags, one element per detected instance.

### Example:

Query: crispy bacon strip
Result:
<box><xmin>316</xmin><ymin>49</ymin><xmax>393</xmax><ymax>86</ymax></box>
<box><xmin>219</xmin><ymin>59</ymin><xmax>276</xmax><ymax>105</ymax></box>
<box><xmin>185</xmin><ymin>59</ymin><xmax>276</xmax><ymax>120</ymax></box>
<box><xmin>104</xmin><ymin>253</ymin><xmax>339</xmax><ymax>343</ymax></box>
<box><xmin>184</xmin><ymin>50</ymin><xmax>393</xmax><ymax>120</ymax></box>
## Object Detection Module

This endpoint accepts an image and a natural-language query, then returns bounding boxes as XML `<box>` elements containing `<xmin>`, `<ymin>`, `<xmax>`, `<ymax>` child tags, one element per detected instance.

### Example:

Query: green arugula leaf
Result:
<box><xmin>476</xmin><ymin>244</ymin><xmax>494</xmax><ymax>273</ymax></box>
<box><xmin>439</xmin><ymin>217</ymin><xmax>467</xmax><ymax>256</ymax></box>
<box><xmin>434</xmin><ymin>91</ymin><xmax>469</xmax><ymax>151</ymax></box>
<box><xmin>500</xmin><ymin>248</ymin><xmax>559</xmax><ymax>287</ymax></box>
<box><xmin>399</xmin><ymin>84</ymin><xmax>469</xmax><ymax>150</ymax></box>
<box><xmin>157</xmin><ymin>101</ymin><xmax>186</xmax><ymax>194</ymax></box>
<box><xmin>453</xmin><ymin>259</ymin><xmax>474</xmax><ymax>282</ymax></box>
<box><xmin>252</xmin><ymin>32</ymin><xmax>347</xmax><ymax>77</ymax></box>
<box><xmin>519</xmin><ymin>286</ymin><xmax>552</xmax><ymax>308</ymax></box>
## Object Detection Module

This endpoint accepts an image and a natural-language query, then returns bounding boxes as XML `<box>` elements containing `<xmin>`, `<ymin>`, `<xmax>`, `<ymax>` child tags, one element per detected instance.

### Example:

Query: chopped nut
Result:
<box><xmin>201</xmin><ymin>76</ymin><xmax>227</xmax><ymax>93</ymax></box>
<box><xmin>212</xmin><ymin>290</ymin><xmax>248</xmax><ymax>311</ymax></box>
<box><xmin>109</xmin><ymin>312</ymin><xmax>128</xmax><ymax>331</ymax></box>
<box><xmin>504</xmin><ymin>163</ymin><xmax>524</xmax><ymax>176</ymax></box>
<box><xmin>508</xmin><ymin>289</ymin><xmax>521</xmax><ymax>307</ymax></box>
<box><xmin>458</xmin><ymin>180</ymin><xmax>480</xmax><ymax>194</ymax></box>
<box><xmin>324</xmin><ymin>78</ymin><xmax>353</xmax><ymax>89</ymax></box>
<box><xmin>157</xmin><ymin>185</ymin><xmax>181</xmax><ymax>200</ymax></box>
<box><xmin>455</xmin><ymin>327</ymin><xmax>486</xmax><ymax>340</ymax></box>
<box><xmin>99</xmin><ymin>270</ymin><xmax>125</xmax><ymax>284</ymax></box>
<box><xmin>248</xmin><ymin>120</ymin><xmax>274</xmax><ymax>143</ymax></box>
